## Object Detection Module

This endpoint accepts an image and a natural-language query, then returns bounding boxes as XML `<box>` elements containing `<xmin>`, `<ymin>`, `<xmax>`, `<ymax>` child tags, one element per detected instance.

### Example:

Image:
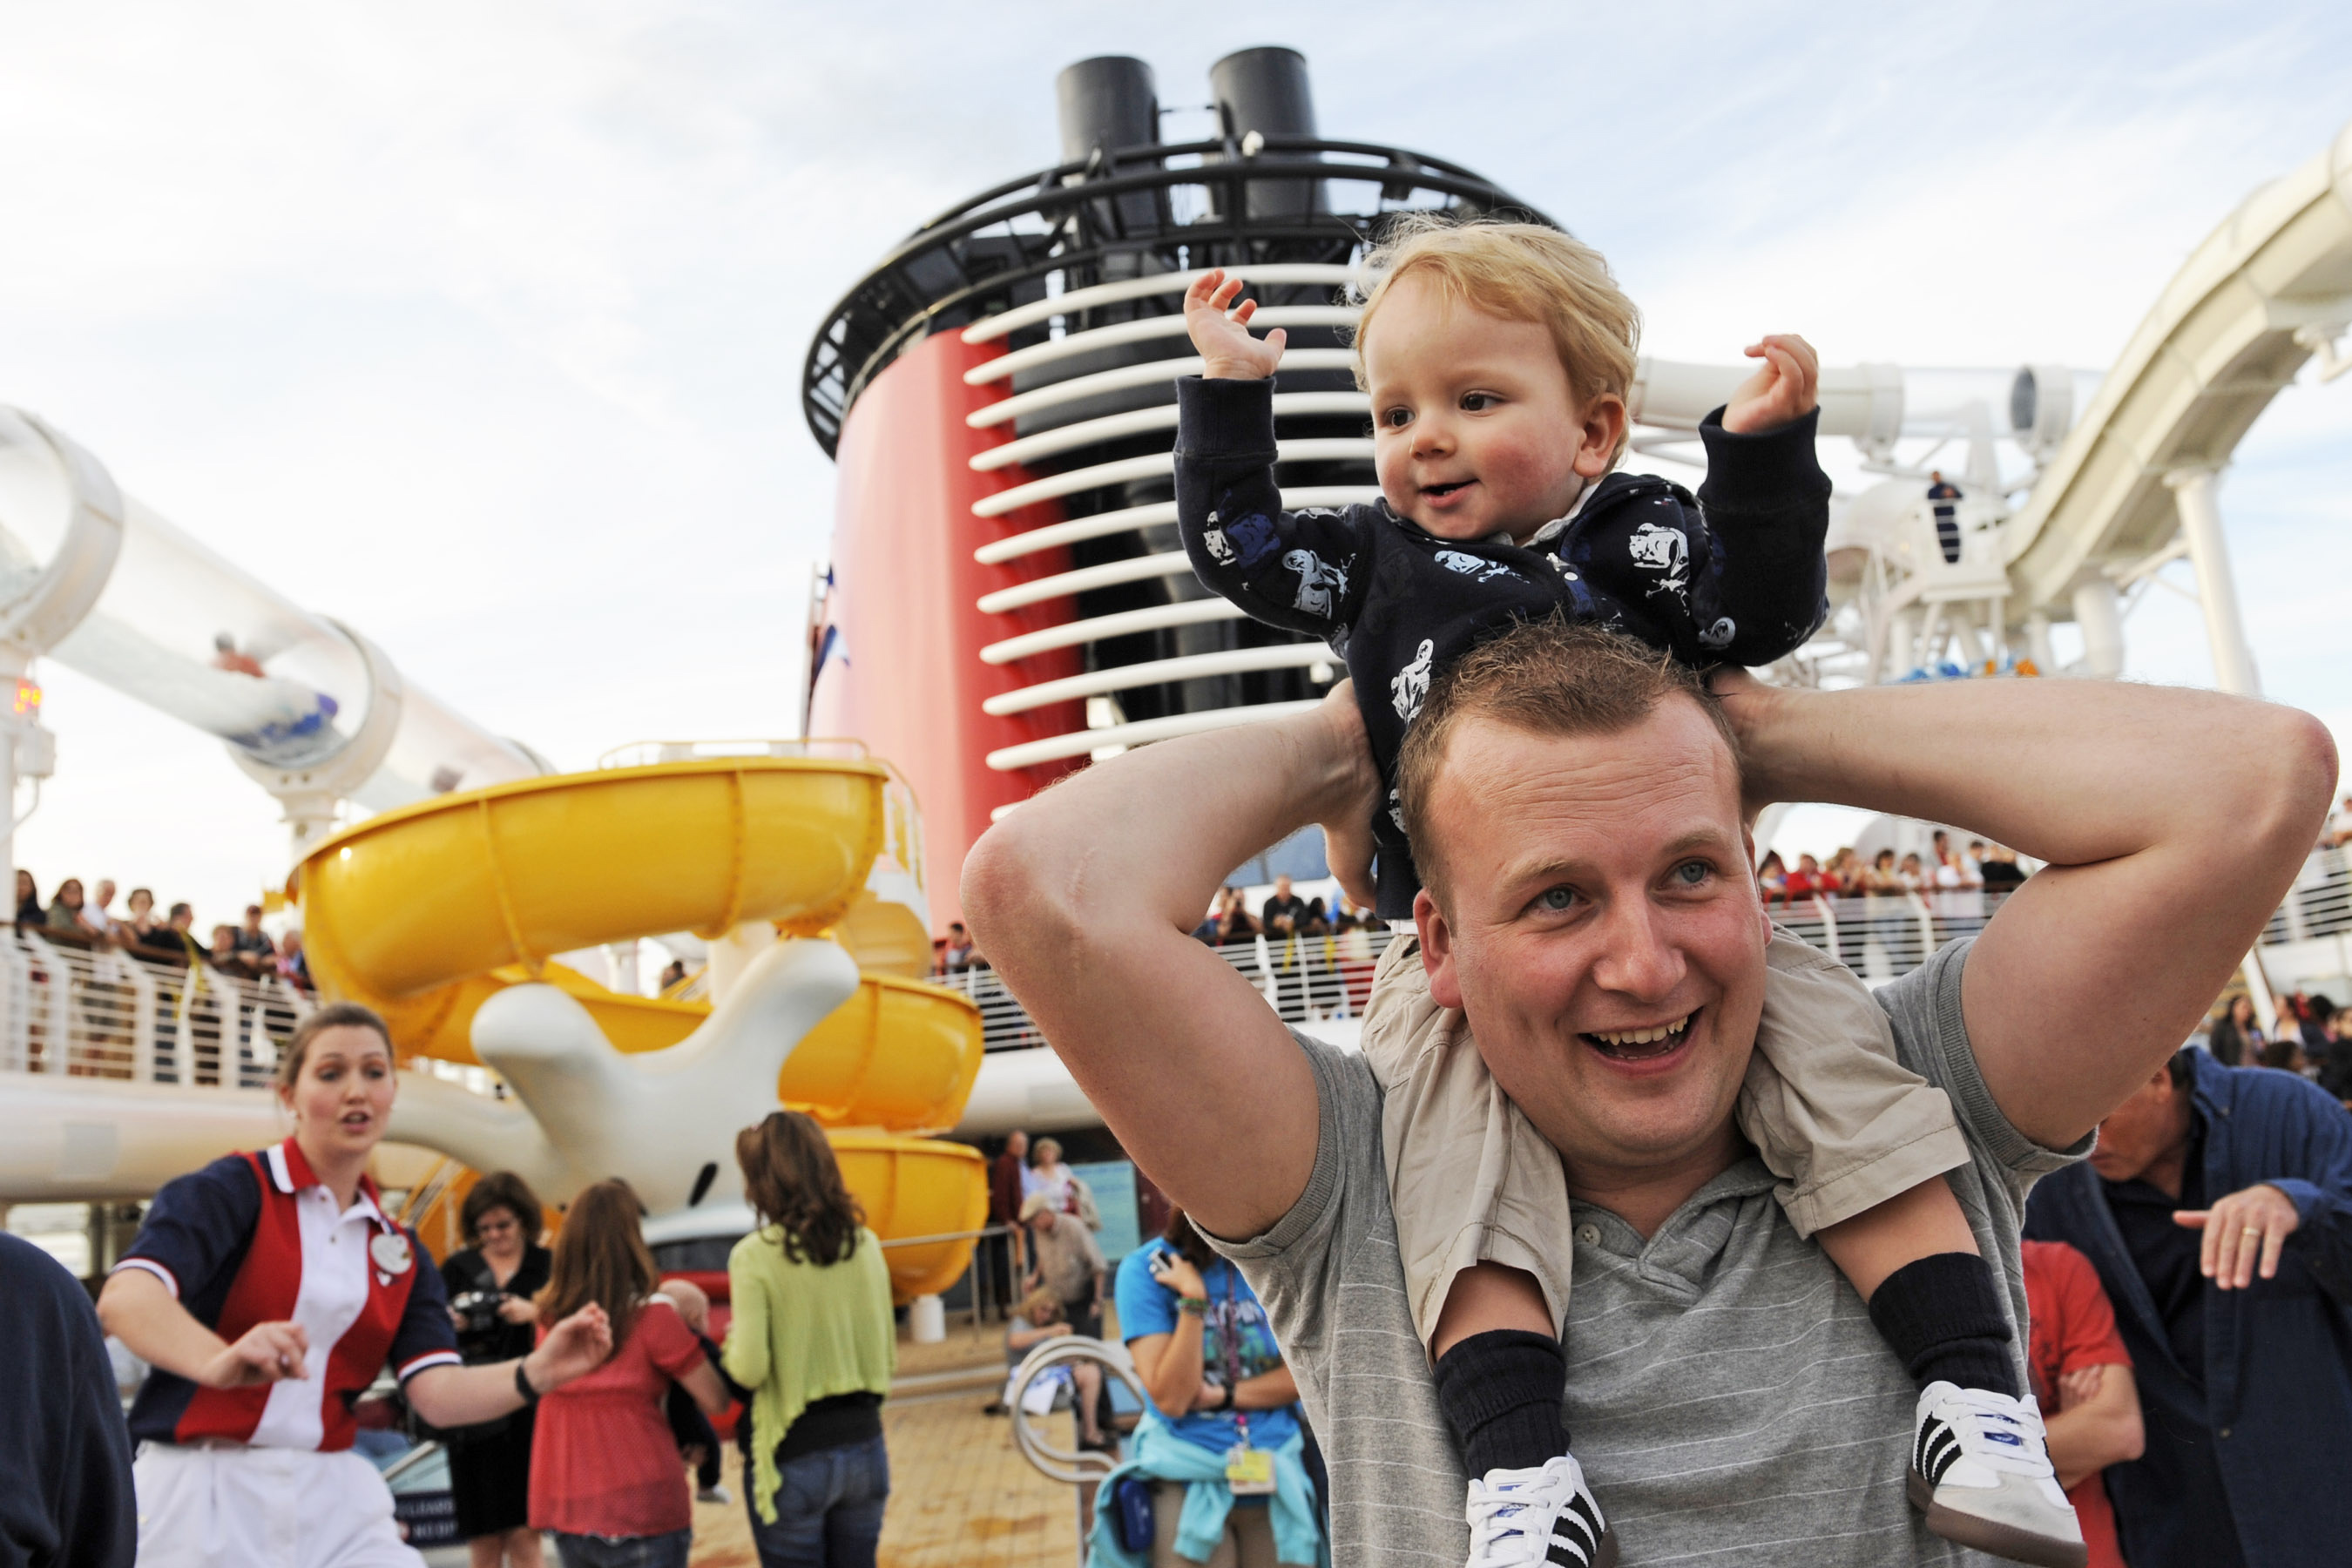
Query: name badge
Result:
<box><xmin>369</xmin><ymin>1231</ymin><xmax>414</xmax><ymax>1278</ymax></box>
<box><xmin>1225</xmin><ymin>1445</ymin><xmax>1276</xmax><ymax>1496</ymax></box>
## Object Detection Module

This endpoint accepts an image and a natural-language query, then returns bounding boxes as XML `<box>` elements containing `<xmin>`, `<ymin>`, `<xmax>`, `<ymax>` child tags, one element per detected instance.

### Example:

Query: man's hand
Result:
<box><xmin>2176</xmin><ymin>1181</ymin><xmax>2301</xmax><ymax>1289</ymax></box>
<box><xmin>199</xmin><ymin>1321</ymin><xmax>310</xmax><ymax>1389</ymax></box>
<box><xmin>522</xmin><ymin>1303</ymin><xmax>613</xmax><ymax>1394</ymax></box>
<box><xmin>1185</xmin><ymin>270</ymin><xmax>1287</xmax><ymax>381</ymax></box>
<box><xmin>1721</xmin><ymin>333</ymin><xmax>1819</xmax><ymax>434</ymax></box>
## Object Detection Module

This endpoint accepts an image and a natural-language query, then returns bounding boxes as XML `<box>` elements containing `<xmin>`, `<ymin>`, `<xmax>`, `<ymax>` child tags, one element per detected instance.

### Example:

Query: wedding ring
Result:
<box><xmin>2242</xmin><ymin>1226</ymin><xmax>2262</xmax><ymax>1237</ymax></box>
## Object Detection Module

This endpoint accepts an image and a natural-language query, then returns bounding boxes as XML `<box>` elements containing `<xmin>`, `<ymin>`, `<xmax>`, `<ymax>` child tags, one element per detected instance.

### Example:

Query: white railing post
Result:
<box><xmin>0</xmin><ymin>931</ymin><xmax>26</xmax><ymax>1073</ymax></box>
<box><xmin>118</xmin><ymin>949</ymin><xmax>159</xmax><ymax>1084</ymax></box>
<box><xmin>1812</xmin><ymin>895</ymin><xmax>1841</xmax><ymax>964</ymax></box>
<box><xmin>1907</xmin><ymin>891</ymin><xmax>1936</xmax><ymax>970</ymax></box>
<box><xmin>21</xmin><ymin>929</ymin><xmax>68</xmax><ymax>1074</ymax></box>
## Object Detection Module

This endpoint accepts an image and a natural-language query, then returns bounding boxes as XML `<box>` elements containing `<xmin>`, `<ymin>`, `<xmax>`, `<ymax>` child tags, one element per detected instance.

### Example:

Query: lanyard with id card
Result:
<box><xmin>1213</xmin><ymin>1266</ymin><xmax>1278</xmax><ymax>1496</ymax></box>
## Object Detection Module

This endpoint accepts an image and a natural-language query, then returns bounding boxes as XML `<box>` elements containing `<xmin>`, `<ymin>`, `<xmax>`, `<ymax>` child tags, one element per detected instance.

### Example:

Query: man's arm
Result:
<box><xmin>963</xmin><ymin>689</ymin><xmax>1378</xmax><ymax>1241</ymax></box>
<box><xmin>1724</xmin><ymin>672</ymin><xmax>2335</xmax><ymax>1148</ymax></box>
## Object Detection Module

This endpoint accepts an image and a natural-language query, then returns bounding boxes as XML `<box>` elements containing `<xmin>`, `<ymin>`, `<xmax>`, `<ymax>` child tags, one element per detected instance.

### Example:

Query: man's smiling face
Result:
<box><xmin>1415</xmin><ymin>698</ymin><xmax>1770</xmax><ymax>1196</ymax></box>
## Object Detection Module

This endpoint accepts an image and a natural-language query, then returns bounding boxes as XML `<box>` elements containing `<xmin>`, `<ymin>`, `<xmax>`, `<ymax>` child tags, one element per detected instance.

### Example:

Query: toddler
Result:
<box><xmin>1172</xmin><ymin>219</ymin><xmax>2082</xmax><ymax>1568</ymax></box>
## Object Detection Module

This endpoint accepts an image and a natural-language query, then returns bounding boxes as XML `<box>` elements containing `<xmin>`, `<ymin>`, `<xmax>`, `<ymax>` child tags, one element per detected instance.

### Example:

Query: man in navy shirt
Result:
<box><xmin>2026</xmin><ymin>1047</ymin><xmax>2352</xmax><ymax>1567</ymax></box>
<box><xmin>0</xmin><ymin>1231</ymin><xmax>135</xmax><ymax>1567</ymax></box>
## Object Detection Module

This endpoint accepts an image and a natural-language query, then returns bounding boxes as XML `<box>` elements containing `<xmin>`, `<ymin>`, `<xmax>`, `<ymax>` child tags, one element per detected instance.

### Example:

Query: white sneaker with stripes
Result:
<box><xmin>1463</xmin><ymin>1453</ymin><xmax>1618</xmax><ymax>1568</ymax></box>
<box><xmin>1909</xmin><ymin>1382</ymin><xmax>2086</xmax><ymax>1568</ymax></box>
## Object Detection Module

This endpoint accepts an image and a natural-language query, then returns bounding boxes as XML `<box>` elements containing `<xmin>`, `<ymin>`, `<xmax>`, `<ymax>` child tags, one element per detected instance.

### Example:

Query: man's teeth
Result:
<box><xmin>1592</xmin><ymin>1015</ymin><xmax>1691</xmax><ymax>1047</ymax></box>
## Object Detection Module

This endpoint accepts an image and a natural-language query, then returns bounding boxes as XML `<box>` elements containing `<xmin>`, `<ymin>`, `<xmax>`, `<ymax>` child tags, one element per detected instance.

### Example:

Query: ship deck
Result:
<box><xmin>686</xmin><ymin>1316</ymin><xmax>1085</xmax><ymax>1568</ymax></box>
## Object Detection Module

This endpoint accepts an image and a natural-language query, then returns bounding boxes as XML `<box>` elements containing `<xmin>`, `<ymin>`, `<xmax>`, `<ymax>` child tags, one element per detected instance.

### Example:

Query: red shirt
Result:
<box><xmin>529</xmin><ymin>1295</ymin><xmax>705</xmax><ymax>1537</ymax></box>
<box><xmin>2021</xmin><ymin>1240</ymin><xmax>2133</xmax><ymax>1568</ymax></box>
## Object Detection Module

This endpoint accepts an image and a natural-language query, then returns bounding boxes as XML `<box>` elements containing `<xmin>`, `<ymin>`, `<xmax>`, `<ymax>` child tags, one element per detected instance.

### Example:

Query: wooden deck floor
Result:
<box><xmin>688</xmin><ymin>1318</ymin><xmax>1085</xmax><ymax>1568</ymax></box>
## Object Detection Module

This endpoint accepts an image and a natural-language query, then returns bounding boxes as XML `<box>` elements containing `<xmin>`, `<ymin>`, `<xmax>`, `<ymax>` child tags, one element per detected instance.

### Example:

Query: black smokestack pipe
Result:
<box><xmin>1207</xmin><ymin>46</ymin><xmax>1323</xmax><ymax>220</ymax></box>
<box><xmin>1057</xmin><ymin>55</ymin><xmax>1159</xmax><ymax>164</ymax></box>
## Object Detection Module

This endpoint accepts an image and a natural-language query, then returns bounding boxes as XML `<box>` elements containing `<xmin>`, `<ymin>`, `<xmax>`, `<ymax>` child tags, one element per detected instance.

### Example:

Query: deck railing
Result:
<box><xmin>941</xmin><ymin>848</ymin><xmax>2352</xmax><ymax>1051</ymax></box>
<box><xmin>0</xmin><ymin>929</ymin><xmax>313</xmax><ymax>1087</ymax></box>
<box><xmin>11</xmin><ymin>849</ymin><xmax>2345</xmax><ymax>1085</ymax></box>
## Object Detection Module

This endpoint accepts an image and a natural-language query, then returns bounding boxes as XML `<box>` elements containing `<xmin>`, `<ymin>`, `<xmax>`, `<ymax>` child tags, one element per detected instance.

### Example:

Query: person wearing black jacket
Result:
<box><xmin>0</xmin><ymin>1230</ymin><xmax>136</xmax><ymax>1567</ymax></box>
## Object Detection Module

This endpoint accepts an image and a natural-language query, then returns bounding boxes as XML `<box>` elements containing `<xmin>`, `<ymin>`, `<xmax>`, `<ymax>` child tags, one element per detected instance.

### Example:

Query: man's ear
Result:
<box><xmin>1415</xmin><ymin>889</ymin><xmax>1464</xmax><ymax>1010</ymax></box>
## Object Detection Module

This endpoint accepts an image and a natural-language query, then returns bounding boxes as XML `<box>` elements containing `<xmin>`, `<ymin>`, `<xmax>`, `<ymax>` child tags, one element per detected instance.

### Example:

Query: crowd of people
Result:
<box><xmin>1191</xmin><ymin>875</ymin><xmax>1372</xmax><ymax>947</ymax></box>
<box><xmin>1756</xmin><ymin>828</ymin><xmax>2030</xmax><ymax>911</ymax></box>
<box><xmin>2207</xmin><ymin>987</ymin><xmax>2352</xmax><ymax>1104</ymax></box>
<box><xmin>11</xmin><ymin>868</ymin><xmax>313</xmax><ymax>989</ymax></box>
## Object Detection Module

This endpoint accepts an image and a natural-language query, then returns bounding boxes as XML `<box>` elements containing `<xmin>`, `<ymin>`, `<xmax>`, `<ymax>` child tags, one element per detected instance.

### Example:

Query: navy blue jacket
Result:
<box><xmin>1173</xmin><ymin>375</ymin><xmax>1830</xmax><ymax>916</ymax></box>
<box><xmin>2024</xmin><ymin>1054</ymin><xmax>2352</xmax><ymax>1568</ymax></box>
<box><xmin>0</xmin><ymin>1232</ymin><xmax>136</xmax><ymax>1568</ymax></box>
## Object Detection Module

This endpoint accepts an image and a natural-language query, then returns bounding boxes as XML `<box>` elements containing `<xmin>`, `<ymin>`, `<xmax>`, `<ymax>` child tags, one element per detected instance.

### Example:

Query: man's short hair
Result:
<box><xmin>1396</xmin><ymin>617</ymin><xmax>1740</xmax><ymax>904</ymax></box>
<box><xmin>1350</xmin><ymin>215</ymin><xmax>1641</xmax><ymax>465</ymax></box>
<box><xmin>2168</xmin><ymin>1047</ymin><xmax>2198</xmax><ymax>1089</ymax></box>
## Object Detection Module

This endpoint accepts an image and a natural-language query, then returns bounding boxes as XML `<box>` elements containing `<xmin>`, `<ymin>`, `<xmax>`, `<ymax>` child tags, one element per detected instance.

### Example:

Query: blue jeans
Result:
<box><xmin>551</xmin><ymin>1528</ymin><xmax>692</xmax><ymax>1568</ymax></box>
<box><xmin>747</xmin><ymin>1435</ymin><xmax>890</xmax><ymax>1568</ymax></box>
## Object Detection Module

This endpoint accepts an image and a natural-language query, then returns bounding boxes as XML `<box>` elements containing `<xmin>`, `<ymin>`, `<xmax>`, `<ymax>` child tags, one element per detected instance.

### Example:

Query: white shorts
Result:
<box><xmin>134</xmin><ymin>1443</ymin><xmax>424</xmax><ymax>1568</ymax></box>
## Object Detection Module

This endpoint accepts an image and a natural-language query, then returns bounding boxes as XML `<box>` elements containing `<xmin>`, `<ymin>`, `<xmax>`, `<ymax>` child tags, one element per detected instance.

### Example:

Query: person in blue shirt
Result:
<box><xmin>0</xmin><ymin>1230</ymin><xmax>135</xmax><ymax>1568</ymax></box>
<box><xmin>1097</xmin><ymin>1211</ymin><xmax>1321</xmax><ymax>1567</ymax></box>
<box><xmin>2025</xmin><ymin>1045</ymin><xmax>2352</xmax><ymax>1568</ymax></box>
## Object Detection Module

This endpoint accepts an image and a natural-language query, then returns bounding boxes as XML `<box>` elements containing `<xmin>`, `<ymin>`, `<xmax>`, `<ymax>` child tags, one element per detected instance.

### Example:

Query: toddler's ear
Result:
<box><xmin>1576</xmin><ymin>394</ymin><xmax>1628</xmax><ymax>477</ymax></box>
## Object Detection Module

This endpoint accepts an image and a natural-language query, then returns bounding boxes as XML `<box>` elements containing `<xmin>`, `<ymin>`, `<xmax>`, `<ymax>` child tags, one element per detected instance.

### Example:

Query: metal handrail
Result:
<box><xmin>945</xmin><ymin>850</ymin><xmax>2352</xmax><ymax>1052</ymax></box>
<box><xmin>1007</xmin><ymin>1335</ymin><xmax>1146</xmax><ymax>1487</ymax></box>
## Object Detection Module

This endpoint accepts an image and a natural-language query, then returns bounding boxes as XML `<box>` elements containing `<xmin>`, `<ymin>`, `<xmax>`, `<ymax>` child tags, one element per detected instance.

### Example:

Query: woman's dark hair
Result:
<box><xmin>462</xmin><ymin>1171</ymin><xmax>544</xmax><ymax>1246</ymax></box>
<box><xmin>275</xmin><ymin>1001</ymin><xmax>394</xmax><ymax>1090</ymax></box>
<box><xmin>537</xmin><ymin>1178</ymin><xmax>654</xmax><ymax>1348</ymax></box>
<box><xmin>1161</xmin><ymin>1209</ymin><xmax>1220</xmax><ymax>1274</ymax></box>
<box><xmin>736</xmin><ymin>1111</ymin><xmax>864</xmax><ymax>1265</ymax></box>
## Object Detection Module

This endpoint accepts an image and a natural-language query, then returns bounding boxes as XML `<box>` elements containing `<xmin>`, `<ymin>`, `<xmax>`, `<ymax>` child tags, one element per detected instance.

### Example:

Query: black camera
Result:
<box><xmin>449</xmin><ymin>1290</ymin><xmax>507</xmax><ymax>1356</ymax></box>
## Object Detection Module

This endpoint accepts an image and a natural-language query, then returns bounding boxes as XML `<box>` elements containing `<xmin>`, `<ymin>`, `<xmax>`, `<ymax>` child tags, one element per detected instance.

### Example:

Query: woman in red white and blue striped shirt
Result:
<box><xmin>97</xmin><ymin>1002</ymin><xmax>615</xmax><ymax>1568</ymax></box>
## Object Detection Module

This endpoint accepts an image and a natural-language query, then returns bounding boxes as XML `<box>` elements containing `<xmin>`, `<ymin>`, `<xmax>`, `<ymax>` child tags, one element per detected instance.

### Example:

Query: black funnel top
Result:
<box><xmin>1057</xmin><ymin>56</ymin><xmax>1159</xmax><ymax>163</ymax></box>
<box><xmin>1209</xmin><ymin>46</ymin><xmax>1316</xmax><ymax>142</ymax></box>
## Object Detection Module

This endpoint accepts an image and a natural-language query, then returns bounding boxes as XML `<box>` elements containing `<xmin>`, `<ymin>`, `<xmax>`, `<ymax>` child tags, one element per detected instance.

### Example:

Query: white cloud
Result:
<box><xmin>4</xmin><ymin>0</ymin><xmax>2350</xmax><ymax>923</ymax></box>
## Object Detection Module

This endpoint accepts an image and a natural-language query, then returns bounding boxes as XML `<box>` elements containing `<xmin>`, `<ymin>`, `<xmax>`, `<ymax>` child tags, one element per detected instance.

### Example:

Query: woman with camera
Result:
<box><xmin>439</xmin><ymin>1173</ymin><xmax>555</xmax><ymax>1568</ymax></box>
<box><xmin>1092</xmin><ymin>1210</ymin><xmax>1322</xmax><ymax>1568</ymax></box>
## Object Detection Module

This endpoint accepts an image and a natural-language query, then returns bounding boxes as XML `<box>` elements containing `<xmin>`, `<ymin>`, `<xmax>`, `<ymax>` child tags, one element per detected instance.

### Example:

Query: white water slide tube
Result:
<box><xmin>2002</xmin><ymin>118</ymin><xmax>2352</xmax><ymax>623</ymax></box>
<box><xmin>0</xmin><ymin>407</ymin><xmax>543</xmax><ymax>853</ymax></box>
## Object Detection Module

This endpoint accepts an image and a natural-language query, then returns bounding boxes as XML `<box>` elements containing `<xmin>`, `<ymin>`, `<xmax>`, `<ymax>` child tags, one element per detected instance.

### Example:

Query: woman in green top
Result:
<box><xmin>723</xmin><ymin>1110</ymin><xmax>897</xmax><ymax>1567</ymax></box>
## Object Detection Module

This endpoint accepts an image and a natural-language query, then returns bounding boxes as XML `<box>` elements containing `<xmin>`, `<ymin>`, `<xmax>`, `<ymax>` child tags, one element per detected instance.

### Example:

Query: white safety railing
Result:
<box><xmin>0</xmin><ymin>930</ymin><xmax>314</xmax><ymax>1088</ymax></box>
<box><xmin>943</xmin><ymin>857</ymin><xmax>2352</xmax><ymax>1052</ymax></box>
<box><xmin>962</xmin><ymin>263</ymin><xmax>1374</xmax><ymax>780</ymax></box>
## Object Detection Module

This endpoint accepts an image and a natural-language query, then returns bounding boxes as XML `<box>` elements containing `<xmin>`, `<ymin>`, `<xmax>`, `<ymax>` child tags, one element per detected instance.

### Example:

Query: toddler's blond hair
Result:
<box><xmin>1351</xmin><ymin>214</ymin><xmax>1641</xmax><ymax>463</ymax></box>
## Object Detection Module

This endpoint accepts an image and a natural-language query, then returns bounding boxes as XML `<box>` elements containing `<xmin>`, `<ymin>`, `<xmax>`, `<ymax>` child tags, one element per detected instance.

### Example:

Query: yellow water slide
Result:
<box><xmin>294</xmin><ymin>755</ymin><xmax>988</xmax><ymax>1299</ymax></box>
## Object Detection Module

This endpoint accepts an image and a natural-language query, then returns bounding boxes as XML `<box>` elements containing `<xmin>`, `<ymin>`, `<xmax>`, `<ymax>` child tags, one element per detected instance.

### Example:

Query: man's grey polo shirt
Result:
<box><xmin>1212</xmin><ymin>939</ymin><xmax>2086</xmax><ymax>1565</ymax></box>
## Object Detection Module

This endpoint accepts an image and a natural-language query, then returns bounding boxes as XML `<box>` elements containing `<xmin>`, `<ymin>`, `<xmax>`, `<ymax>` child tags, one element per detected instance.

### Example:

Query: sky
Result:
<box><xmin>1</xmin><ymin>0</ymin><xmax>2348</xmax><ymax>923</ymax></box>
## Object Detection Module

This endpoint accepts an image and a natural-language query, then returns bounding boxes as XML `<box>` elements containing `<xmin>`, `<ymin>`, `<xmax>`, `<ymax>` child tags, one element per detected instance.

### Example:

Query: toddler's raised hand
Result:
<box><xmin>1184</xmin><ymin>269</ymin><xmax>1287</xmax><ymax>381</ymax></box>
<box><xmin>1722</xmin><ymin>332</ymin><xmax>1819</xmax><ymax>434</ymax></box>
